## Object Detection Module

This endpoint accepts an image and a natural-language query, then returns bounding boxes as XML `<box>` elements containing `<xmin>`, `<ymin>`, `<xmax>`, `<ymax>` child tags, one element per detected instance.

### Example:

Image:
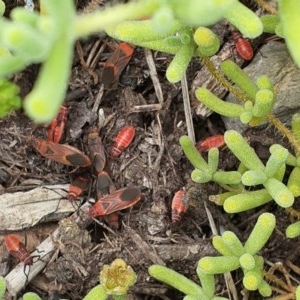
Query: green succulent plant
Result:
<box><xmin>198</xmin><ymin>213</ymin><xmax>275</xmax><ymax>297</ymax></box>
<box><xmin>0</xmin><ymin>277</ymin><xmax>6</xmax><ymax>300</ymax></box>
<box><xmin>148</xmin><ymin>264</ymin><xmax>229</xmax><ymax>299</ymax></box>
<box><xmin>278</xmin><ymin>0</ymin><xmax>300</xmax><ymax>67</ymax></box>
<box><xmin>0</xmin><ymin>0</ymin><xmax>264</xmax><ymax>122</ymax></box>
<box><xmin>180</xmin><ymin>130</ymin><xmax>295</xmax><ymax>212</ymax></box>
<box><xmin>22</xmin><ymin>292</ymin><xmax>42</xmax><ymax>300</ymax></box>
<box><xmin>195</xmin><ymin>60</ymin><xmax>275</xmax><ymax>126</ymax></box>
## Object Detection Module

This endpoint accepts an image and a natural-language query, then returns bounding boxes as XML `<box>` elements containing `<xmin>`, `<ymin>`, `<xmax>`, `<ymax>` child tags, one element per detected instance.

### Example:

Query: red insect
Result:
<box><xmin>171</xmin><ymin>189</ymin><xmax>189</xmax><ymax>223</ymax></box>
<box><xmin>195</xmin><ymin>134</ymin><xmax>225</xmax><ymax>154</ymax></box>
<box><xmin>232</xmin><ymin>31</ymin><xmax>253</xmax><ymax>61</ymax></box>
<box><xmin>102</xmin><ymin>42</ymin><xmax>135</xmax><ymax>86</ymax></box>
<box><xmin>86</xmin><ymin>127</ymin><xmax>120</xmax><ymax>229</ymax></box>
<box><xmin>47</xmin><ymin>105</ymin><xmax>67</xmax><ymax>143</ymax></box>
<box><xmin>96</xmin><ymin>171</ymin><xmax>119</xmax><ymax>229</ymax></box>
<box><xmin>67</xmin><ymin>176</ymin><xmax>90</xmax><ymax>202</ymax></box>
<box><xmin>4</xmin><ymin>234</ymin><xmax>33</xmax><ymax>266</ymax></box>
<box><xmin>96</xmin><ymin>171</ymin><xmax>116</xmax><ymax>198</ymax></box>
<box><xmin>111</xmin><ymin>125</ymin><xmax>136</xmax><ymax>158</ymax></box>
<box><xmin>102</xmin><ymin>212</ymin><xmax>120</xmax><ymax>230</ymax></box>
<box><xmin>89</xmin><ymin>186</ymin><xmax>141</xmax><ymax>218</ymax></box>
<box><xmin>32</xmin><ymin>138</ymin><xmax>91</xmax><ymax>167</ymax></box>
<box><xmin>87</xmin><ymin>126</ymin><xmax>106</xmax><ymax>174</ymax></box>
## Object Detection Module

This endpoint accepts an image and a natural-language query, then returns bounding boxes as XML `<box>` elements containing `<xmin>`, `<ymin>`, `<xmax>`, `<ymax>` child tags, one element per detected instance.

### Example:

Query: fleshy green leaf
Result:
<box><xmin>244</xmin><ymin>213</ymin><xmax>275</xmax><ymax>255</ymax></box>
<box><xmin>149</xmin><ymin>265</ymin><xmax>207</xmax><ymax>298</ymax></box>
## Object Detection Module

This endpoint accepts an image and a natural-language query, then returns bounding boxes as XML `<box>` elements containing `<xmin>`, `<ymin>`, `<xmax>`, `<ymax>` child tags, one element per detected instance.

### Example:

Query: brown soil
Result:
<box><xmin>0</xmin><ymin>1</ymin><xmax>300</xmax><ymax>300</ymax></box>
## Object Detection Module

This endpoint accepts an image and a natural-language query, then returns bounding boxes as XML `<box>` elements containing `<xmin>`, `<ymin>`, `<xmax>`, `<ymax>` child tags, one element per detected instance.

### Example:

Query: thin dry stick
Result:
<box><xmin>87</xmin><ymin>40</ymin><xmax>106</xmax><ymax>69</ymax></box>
<box><xmin>153</xmin><ymin>114</ymin><xmax>165</xmax><ymax>171</ymax></box>
<box><xmin>181</xmin><ymin>73</ymin><xmax>195</xmax><ymax>143</ymax></box>
<box><xmin>92</xmin><ymin>83</ymin><xmax>104</xmax><ymax>112</ymax></box>
<box><xmin>144</xmin><ymin>48</ymin><xmax>164</xmax><ymax>105</ymax></box>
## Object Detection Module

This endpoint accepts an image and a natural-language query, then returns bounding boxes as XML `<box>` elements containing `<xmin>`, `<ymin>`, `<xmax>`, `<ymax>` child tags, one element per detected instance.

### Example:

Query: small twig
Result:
<box><xmin>204</xmin><ymin>202</ymin><xmax>218</xmax><ymax>236</ymax></box>
<box><xmin>181</xmin><ymin>73</ymin><xmax>195</xmax><ymax>143</ymax></box>
<box><xmin>86</xmin><ymin>40</ymin><xmax>106</xmax><ymax>70</ymax></box>
<box><xmin>132</xmin><ymin>103</ymin><xmax>162</xmax><ymax>113</ymax></box>
<box><xmin>92</xmin><ymin>83</ymin><xmax>105</xmax><ymax>113</ymax></box>
<box><xmin>153</xmin><ymin>114</ymin><xmax>165</xmax><ymax>171</ymax></box>
<box><xmin>144</xmin><ymin>48</ymin><xmax>164</xmax><ymax>105</ymax></box>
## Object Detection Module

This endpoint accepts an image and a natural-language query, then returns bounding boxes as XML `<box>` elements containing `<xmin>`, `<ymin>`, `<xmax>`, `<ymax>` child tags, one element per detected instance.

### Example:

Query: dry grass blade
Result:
<box><xmin>181</xmin><ymin>73</ymin><xmax>195</xmax><ymax>143</ymax></box>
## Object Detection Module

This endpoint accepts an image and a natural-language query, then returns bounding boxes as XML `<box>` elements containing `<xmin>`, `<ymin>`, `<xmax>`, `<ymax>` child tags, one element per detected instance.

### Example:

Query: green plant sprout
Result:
<box><xmin>180</xmin><ymin>135</ymin><xmax>241</xmax><ymax>185</ymax></box>
<box><xmin>278</xmin><ymin>0</ymin><xmax>300</xmax><ymax>68</ymax></box>
<box><xmin>0</xmin><ymin>0</ymin><xmax>299</xmax><ymax>125</ymax></box>
<box><xmin>22</xmin><ymin>292</ymin><xmax>42</xmax><ymax>300</ymax></box>
<box><xmin>0</xmin><ymin>0</ymin><xmax>10</xmax><ymax>57</ymax></box>
<box><xmin>0</xmin><ymin>0</ymin><xmax>4</xmax><ymax>16</ymax></box>
<box><xmin>260</xmin><ymin>14</ymin><xmax>282</xmax><ymax>36</ymax></box>
<box><xmin>104</xmin><ymin>1</ymin><xmax>261</xmax><ymax>84</ymax></box>
<box><xmin>180</xmin><ymin>129</ymin><xmax>296</xmax><ymax>212</ymax></box>
<box><xmin>195</xmin><ymin>60</ymin><xmax>275</xmax><ymax>127</ymax></box>
<box><xmin>0</xmin><ymin>277</ymin><xmax>6</xmax><ymax>300</ymax></box>
<box><xmin>0</xmin><ymin>1</ymin><xmax>21</xmax><ymax>117</ymax></box>
<box><xmin>224</xmin><ymin>131</ymin><xmax>294</xmax><ymax>209</ymax></box>
<box><xmin>0</xmin><ymin>78</ymin><xmax>21</xmax><ymax>117</ymax></box>
<box><xmin>0</xmin><ymin>0</ymin><xmax>263</xmax><ymax>123</ymax></box>
<box><xmin>198</xmin><ymin>213</ymin><xmax>275</xmax><ymax>297</ymax></box>
<box><xmin>281</xmin><ymin>113</ymin><xmax>300</xmax><ymax>238</ymax></box>
<box><xmin>183</xmin><ymin>48</ymin><xmax>300</xmax><ymax>239</ymax></box>
<box><xmin>182</xmin><ymin>52</ymin><xmax>300</xmax><ymax>239</ymax></box>
<box><xmin>83</xmin><ymin>258</ymin><xmax>137</xmax><ymax>300</ymax></box>
<box><xmin>148</xmin><ymin>264</ymin><xmax>229</xmax><ymax>299</ymax></box>
<box><xmin>0</xmin><ymin>0</ymin><xmax>298</xmax><ymax>126</ymax></box>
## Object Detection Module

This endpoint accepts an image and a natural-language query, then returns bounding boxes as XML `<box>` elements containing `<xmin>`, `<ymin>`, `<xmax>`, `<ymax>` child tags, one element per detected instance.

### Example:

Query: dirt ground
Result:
<box><xmin>1</xmin><ymin>1</ymin><xmax>300</xmax><ymax>300</ymax></box>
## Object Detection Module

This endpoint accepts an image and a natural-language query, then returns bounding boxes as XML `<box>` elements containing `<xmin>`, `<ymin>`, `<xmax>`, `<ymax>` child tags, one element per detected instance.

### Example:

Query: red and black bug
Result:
<box><xmin>102</xmin><ymin>211</ymin><xmax>120</xmax><ymax>230</ymax></box>
<box><xmin>96</xmin><ymin>171</ymin><xmax>120</xmax><ymax>229</ymax></box>
<box><xmin>67</xmin><ymin>176</ymin><xmax>90</xmax><ymax>202</ymax></box>
<box><xmin>4</xmin><ymin>234</ymin><xmax>46</xmax><ymax>285</ymax></box>
<box><xmin>232</xmin><ymin>31</ymin><xmax>253</xmax><ymax>61</ymax></box>
<box><xmin>86</xmin><ymin>126</ymin><xmax>112</xmax><ymax>195</ymax></box>
<box><xmin>4</xmin><ymin>234</ymin><xmax>33</xmax><ymax>284</ymax></box>
<box><xmin>5</xmin><ymin>234</ymin><xmax>33</xmax><ymax>266</ymax></box>
<box><xmin>32</xmin><ymin>138</ymin><xmax>91</xmax><ymax>167</ymax></box>
<box><xmin>171</xmin><ymin>189</ymin><xmax>189</xmax><ymax>223</ymax></box>
<box><xmin>96</xmin><ymin>171</ymin><xmax>116</xmax><ymax>198</ymax></box>
<box><xmin>47</xmin><ymin>105</ymin><xmax>67</xmax><ymax>143</ymax></box>
<box><xmin>102</xmin><ymin>42</ymin><xmax>135</xmax><ymax>86</ymax></box>
<box><xmin>87</xmin><ymin>126</ymin><xmax>106</xmax><ymax>174</ymax></box>
<box><xmin>195</xmin><ymin>134</ymin><xmax>225</xmax><ymax>154</ymax></box>
<box><xmin>86</xmin><ymin>127</ymin><xmax>121</xmax><ymax>229</ymax></box>
<box><xmin>89</xmin><ymin>186</ymin><xmax>141</xmax><ymax>218</ymax></box>
<box><xmin>111</xmin><ymin>125</ymin><xmax>136</xmax><ymax>158</ymax></box>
